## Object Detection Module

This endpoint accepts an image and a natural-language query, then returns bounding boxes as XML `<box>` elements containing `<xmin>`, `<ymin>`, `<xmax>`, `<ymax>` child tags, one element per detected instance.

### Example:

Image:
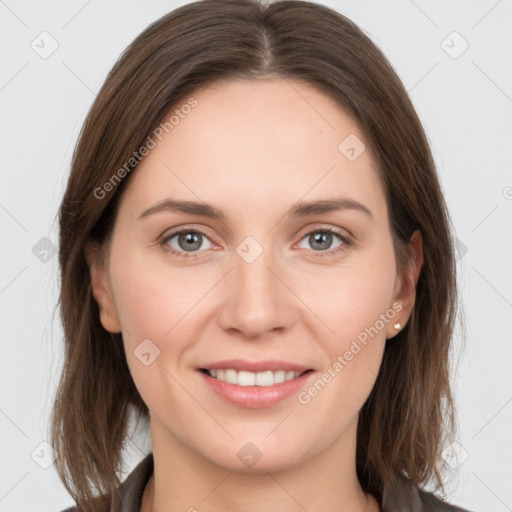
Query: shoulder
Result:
<box><xmin>381</xmin><ymin>477</ymin><xmax>476</xmax><ymax>512</ymax></box>
<box><xmin>418</xmin><ymin>488</ymin><xmax>475</xmax><ymax>512</ymax></box>
<box><xmin>57</xmin><ymin>452</ymin><xmax>154</xmax><ymax>512</ymax></box>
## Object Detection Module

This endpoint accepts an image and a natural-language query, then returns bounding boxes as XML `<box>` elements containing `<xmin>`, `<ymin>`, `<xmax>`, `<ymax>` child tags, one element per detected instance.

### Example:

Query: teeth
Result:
<box><xmin>206</xmin><ymin>369</ymin><xmax>303</xmax><ymax>386</ymax></box>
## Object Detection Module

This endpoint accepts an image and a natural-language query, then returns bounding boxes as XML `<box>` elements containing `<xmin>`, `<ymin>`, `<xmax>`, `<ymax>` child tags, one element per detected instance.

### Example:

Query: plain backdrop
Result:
<box><xmin>1</xmin><ymin>1</ymin><xmax>511</xmax><ymax>511</ymax></box>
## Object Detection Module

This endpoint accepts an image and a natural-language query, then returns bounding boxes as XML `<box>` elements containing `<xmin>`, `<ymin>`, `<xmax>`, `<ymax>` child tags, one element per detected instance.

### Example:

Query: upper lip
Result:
<box><xmin>198</xmin><ymin>359</ymin><xmax>312</xmax><ymax>373</ymax></box>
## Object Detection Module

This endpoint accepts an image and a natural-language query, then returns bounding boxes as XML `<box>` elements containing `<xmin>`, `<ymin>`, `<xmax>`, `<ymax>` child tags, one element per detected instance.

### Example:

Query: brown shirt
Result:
<box><xmin>60</xmin><ymin>453</ymin><xmax>475</xmax><ymax>512</ymax></box>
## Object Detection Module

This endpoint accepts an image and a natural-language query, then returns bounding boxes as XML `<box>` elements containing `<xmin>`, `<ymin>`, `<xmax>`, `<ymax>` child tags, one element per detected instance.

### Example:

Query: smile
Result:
<box><xmin>200</xmin><ymin>368</ymin><xmax>311</xmax><ymax>387</ymax></box>
<box><xmin>197</xmin><ymin>367</ymin><xmax>315</xmax><ymax>408</ymax></box>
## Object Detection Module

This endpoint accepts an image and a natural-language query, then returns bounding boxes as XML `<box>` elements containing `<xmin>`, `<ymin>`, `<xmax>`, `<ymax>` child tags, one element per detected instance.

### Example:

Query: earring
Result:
<box><xmin>393</xmin><ymin>321</ymin><xmax>401</xmax><ymax>330</ymax></box>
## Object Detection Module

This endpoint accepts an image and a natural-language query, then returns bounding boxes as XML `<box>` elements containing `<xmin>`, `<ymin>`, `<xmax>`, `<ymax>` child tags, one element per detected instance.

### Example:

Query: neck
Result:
<box><xmin>141</xmin><ymin>416</ymin><xmax>381</xmax><ymax>512</ymax></box>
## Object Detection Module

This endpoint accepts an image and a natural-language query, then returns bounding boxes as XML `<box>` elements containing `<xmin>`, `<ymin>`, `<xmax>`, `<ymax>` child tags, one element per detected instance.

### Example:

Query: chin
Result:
<box><xmin>203</xmin><ymin>438</ymin><xmax>310</xmax><ymax>474</ymax></box>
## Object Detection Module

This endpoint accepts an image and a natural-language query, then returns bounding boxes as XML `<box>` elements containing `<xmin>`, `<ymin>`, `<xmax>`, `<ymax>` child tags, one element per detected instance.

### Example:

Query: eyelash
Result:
<box><xmin>159</xmin><ymin>227</ymin><xmax>354</xmax><ymax>259</ymax></box>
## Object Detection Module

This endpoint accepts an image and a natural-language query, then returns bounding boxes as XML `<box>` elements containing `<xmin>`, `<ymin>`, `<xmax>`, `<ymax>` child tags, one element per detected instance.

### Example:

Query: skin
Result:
<box><xmin>87</xmin><ymin>77</ymin><xmax>423</xmax><ymax>512</ymax></box>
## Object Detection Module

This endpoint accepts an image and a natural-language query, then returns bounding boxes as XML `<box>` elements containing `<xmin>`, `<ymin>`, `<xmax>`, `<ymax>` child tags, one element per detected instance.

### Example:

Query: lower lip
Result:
<box><xmin>197</xmin><ymin>370</ymin><xmax>314</xmax><ymax>408</ymax></box>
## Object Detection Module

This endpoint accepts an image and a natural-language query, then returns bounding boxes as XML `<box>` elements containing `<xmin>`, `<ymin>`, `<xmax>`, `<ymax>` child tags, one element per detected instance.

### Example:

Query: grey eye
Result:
<box><xmin>166</xmin><ymin>231</ymin><xmax>213</xmax><ymax>252</ymax></box>
<box><xmin>298</xmin><ymin>231</ymin><xmax>343</xmax><ymax>251</ymax></box>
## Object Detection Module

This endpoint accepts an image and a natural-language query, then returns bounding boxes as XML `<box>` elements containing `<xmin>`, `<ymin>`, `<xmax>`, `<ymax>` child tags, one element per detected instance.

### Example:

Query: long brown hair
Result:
<box><xmin>50</xmin><ymin>0</ymin><xmax>465</xmax><ymax>510</ymax></box>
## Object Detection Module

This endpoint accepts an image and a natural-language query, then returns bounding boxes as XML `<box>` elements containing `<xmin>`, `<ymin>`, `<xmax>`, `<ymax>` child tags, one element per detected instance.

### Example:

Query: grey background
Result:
<box><xmin>1</xmin><ymin>1</ymin><xmax>511</xmax><ymax>511</ymax></box>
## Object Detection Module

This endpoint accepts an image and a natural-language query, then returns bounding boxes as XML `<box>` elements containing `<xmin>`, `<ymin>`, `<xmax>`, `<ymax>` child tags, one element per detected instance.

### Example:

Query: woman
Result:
<box><xmin>52</xmin><ymin>0</ymin><xmax>474</xmax><ymax>510</ymax></box>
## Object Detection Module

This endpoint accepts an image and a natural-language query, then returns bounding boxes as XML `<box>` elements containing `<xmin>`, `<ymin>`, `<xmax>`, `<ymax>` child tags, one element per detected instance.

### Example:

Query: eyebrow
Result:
<box><xmin>138</xmin><ymin>197</ymin><xmax>374</xmax><ymax>222</ymax></box>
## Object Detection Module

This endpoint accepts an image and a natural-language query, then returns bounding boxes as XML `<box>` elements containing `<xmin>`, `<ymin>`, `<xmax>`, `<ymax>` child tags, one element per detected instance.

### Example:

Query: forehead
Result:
<box><xmin>120</xmin><ymin>78</ymin><xmax>386</xmax><ymax>223</ymax></box>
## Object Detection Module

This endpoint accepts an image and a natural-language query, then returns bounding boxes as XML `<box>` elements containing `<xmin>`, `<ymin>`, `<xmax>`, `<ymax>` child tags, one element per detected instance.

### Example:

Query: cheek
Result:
<box><xmin>298</xmin><ymin>248</ymin><xmax>396</xmax><ymax>347</ymax></box>
<box><xmin>109</xmin><ymin>248</ymin><xmax>222</xmax><ymax>403</ymax></box>
<box><xmin>111</xmin><ymin>248</ymin><xmax>212</xmax><ymax>344</ymax></box>
<box><xmin>110</xmin><ymin>251</ymin><xmax>210</xmax><ymax>419</ymax></box>
<box><xmin>293</xmin><ymin>248</ymin><xmax>396</xmax><ymax>406</ymax></box>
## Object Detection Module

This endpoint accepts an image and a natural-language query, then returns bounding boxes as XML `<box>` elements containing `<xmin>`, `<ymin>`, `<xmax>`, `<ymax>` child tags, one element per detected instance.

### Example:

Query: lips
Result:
<box><xmin>196</xmin><ymin>359</ymin><xmax>315</xmax><ymax>408</ymax></box>
<box><xmin>201</xmin><ymin>368</ymin><xmax>308</xmax><ymax>386</ymax></box>
<box><xmin>198</xmin><ymin>369</ymin><xmax>314</xmax><ymax>408</ymax></box>
<box><xmin>198</xmin><ymin>358</ymin><xmax>312</xmax><ymax>373</ymax></box>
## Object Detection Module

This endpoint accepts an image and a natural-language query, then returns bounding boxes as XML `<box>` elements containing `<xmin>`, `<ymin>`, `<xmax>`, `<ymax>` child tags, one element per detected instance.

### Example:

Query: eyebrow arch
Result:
<box><xmin>138</xmin><ymin>197</ymin><xmax>374</xmax><ymax>222</ymax></box>
<box><xmin>288</xmin><ymin>198</ymin><xmax>374</xmax><ymax>221</ymax></box>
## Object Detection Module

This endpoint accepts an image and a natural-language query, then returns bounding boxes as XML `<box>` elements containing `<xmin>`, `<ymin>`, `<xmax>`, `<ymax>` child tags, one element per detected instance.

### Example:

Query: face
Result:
<box><xmin>90</xmin><ymin>78</ymin><xmax>420</xmax><ymax>473</ymax></box>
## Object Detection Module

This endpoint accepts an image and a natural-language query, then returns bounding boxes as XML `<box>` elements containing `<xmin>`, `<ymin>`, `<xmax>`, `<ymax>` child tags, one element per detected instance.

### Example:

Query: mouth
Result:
<box><xmin>199</xmin><ymin>368</ymin><xmax>313</xmax><ymax>387</ymax></box>
<box><xmin>196</xmin><ymin>361</ymin><xmax>315</xmax><ymax>408</ymax></box>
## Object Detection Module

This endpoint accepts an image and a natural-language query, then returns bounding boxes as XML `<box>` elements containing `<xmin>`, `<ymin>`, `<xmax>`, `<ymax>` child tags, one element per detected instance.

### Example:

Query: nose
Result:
<box><xmin>216</xmin><ymin>242</ymin><xmax>297</xmax><ymax>339</ymax></box>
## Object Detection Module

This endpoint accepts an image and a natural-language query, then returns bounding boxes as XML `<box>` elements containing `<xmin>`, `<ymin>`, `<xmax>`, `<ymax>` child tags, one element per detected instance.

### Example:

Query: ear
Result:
<box><xmin>386</xmin><ymin>229</ymin><xmax>424</xmax><ymax>340</ymax></box>
<box><xmin>84</xmin><ymin>241</ymin><xmax>122</xmax><ymax>333</ymax></box>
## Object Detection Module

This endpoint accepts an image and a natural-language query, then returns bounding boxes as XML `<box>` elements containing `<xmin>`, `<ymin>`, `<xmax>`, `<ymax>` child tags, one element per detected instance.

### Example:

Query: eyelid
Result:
<box><xmin>293</xmin><ymin>223</ymin><xmax>354</xmax><ymax>245</ymax></box>
<box><xmin>159</xmin><ymin>223</ymin><xmax>355</xmax><ymax>259</ymax></box>
<box><xmin>292</xmin><ymin>225</ymin><xmax>354</xmax><ymax>257</ymax></box>
<box><xmin>158</xmin><ymin>225</ymin><xmax>218</xmax><ymax>258</ymax></box>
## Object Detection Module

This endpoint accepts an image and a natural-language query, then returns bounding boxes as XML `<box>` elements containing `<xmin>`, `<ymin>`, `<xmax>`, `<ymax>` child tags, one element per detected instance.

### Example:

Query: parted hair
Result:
<box><xmin>50</xmin><ymin>1</ymin><xmax>464</xmax><ymax>510</ymax></box>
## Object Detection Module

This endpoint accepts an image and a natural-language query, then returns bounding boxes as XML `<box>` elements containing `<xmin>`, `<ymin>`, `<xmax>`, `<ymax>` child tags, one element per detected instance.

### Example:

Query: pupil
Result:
<box><xmin>180</xmin><ymin>232</ymin><xmax>201</xmax><ymax>251</ymax></box>
<box><xmin>312</xmin><ymin>232</ymin><xmax>331</xmax><ymax>251</ymax></box>
<box><xmin>177</xmin><ymin>232</ymin><xmax>333</xmax><ymax>253</ymax></box>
